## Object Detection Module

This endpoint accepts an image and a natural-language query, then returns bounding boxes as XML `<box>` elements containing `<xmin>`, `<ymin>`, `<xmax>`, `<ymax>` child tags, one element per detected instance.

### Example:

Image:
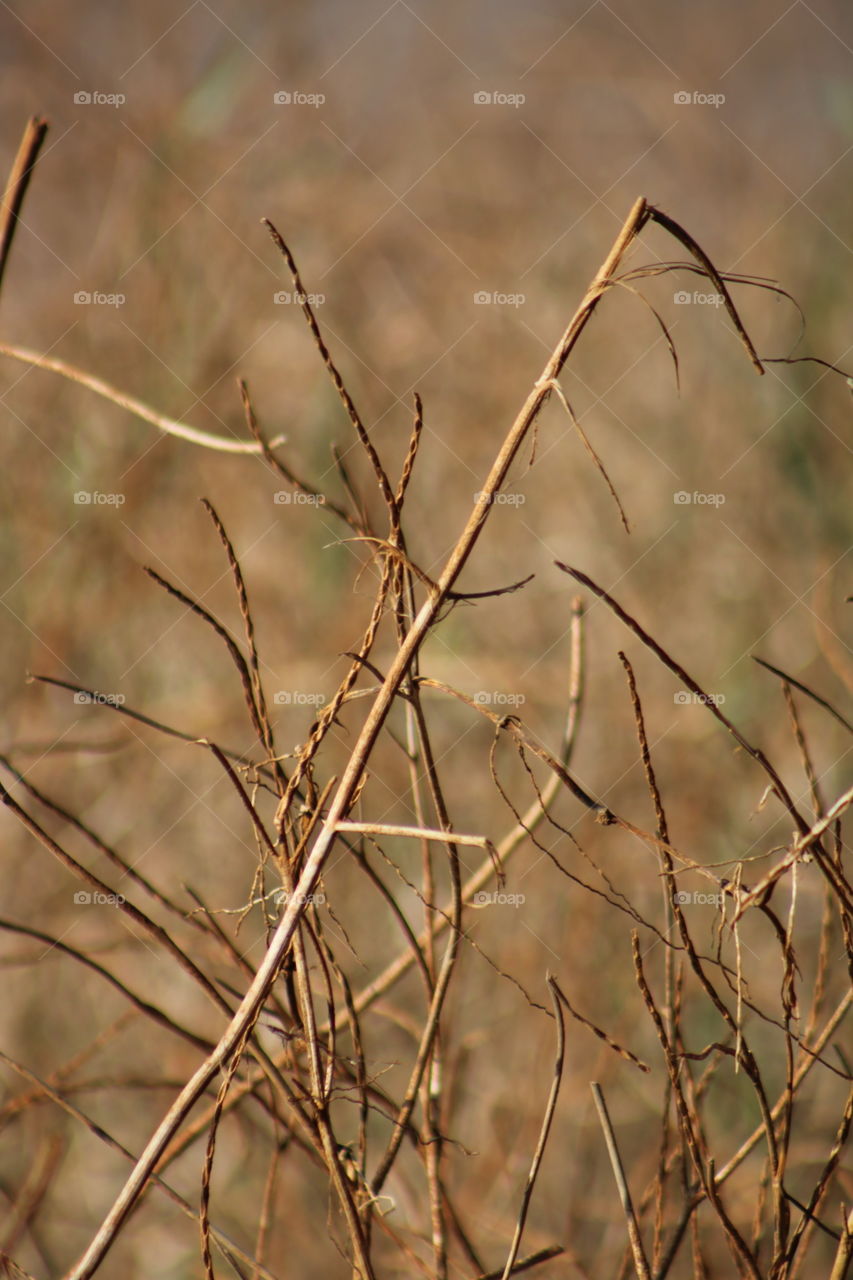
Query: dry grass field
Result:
<box><xmin>0</xmin><ymin>4</ymin><xmax>851</xmax><ymax>1278</ymax></box>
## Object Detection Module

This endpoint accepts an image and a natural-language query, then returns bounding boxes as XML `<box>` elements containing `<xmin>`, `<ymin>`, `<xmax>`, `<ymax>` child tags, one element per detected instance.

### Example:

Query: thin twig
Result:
<box><xmin>0</xmin><ymin>343</ymin><xmax>284</xmax><ymax>452</ymax></box>
<box><xmin>0</xmin><ymin>116</ymin><xmax>48</xmax><ymax>298</ymax></box>
<box><xmin>500</xmin><ymin>976</ymin><xmax>566</xmax><ymax>1280</ymax></box>
<box><xmin>591</xmin><ymin>1082</ymin><xmax>651</xmax><ymax>1280</ymax></box>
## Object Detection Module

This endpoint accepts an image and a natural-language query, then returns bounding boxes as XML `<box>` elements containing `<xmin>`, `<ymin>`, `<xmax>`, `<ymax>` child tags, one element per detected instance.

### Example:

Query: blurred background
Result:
<box><xmin>0</xmin><ymin>1</ymin><xmax>851</xmax><ymax>1276</ymax></box>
